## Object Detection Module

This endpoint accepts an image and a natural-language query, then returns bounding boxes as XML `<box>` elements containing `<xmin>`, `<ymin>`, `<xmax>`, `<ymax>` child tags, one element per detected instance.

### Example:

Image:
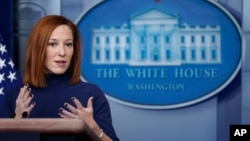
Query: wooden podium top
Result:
<box><xmin>0</xmin><ymin>118</ymin><xmax>87</xmax><ymax>134</ymax></box>
<box><xmin>0</xmin><ymin>118</ymin><xmax>101</xmax><ymax>141</ymax></box>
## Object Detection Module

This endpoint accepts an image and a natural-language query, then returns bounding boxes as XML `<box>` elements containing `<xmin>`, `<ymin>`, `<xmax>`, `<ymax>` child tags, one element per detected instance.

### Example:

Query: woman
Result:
<box><xmin>0</xmin><ymin>15</ymin><xmax>119</xmax><ymax>141</ymax></box>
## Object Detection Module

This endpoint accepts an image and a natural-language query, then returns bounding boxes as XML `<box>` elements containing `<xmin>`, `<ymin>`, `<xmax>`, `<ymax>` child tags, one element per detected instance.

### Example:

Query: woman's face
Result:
<box><xmin>45</xmin><ymin>25</ymin><xmax>74</xmax><ymax>74</ymax></box>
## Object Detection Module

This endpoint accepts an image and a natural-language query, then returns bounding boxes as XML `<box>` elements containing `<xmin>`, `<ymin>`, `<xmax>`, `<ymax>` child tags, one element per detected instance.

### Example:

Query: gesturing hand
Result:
<box><xmin>59</xmin><ymin>97</ymin><xmax>98</xmax><ymax>129</ymax></box>
<box><xmin>15</xmin><ymin>84</ymin><xmax>35</xmax><ymax>118</ymax></box>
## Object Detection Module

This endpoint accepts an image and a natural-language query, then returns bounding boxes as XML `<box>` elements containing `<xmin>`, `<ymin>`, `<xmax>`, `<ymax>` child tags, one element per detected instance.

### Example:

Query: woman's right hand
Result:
<box><xmin>14</xmin><ymin>84</ymin><xmax>35</xmax><ymax>118</ymax></box>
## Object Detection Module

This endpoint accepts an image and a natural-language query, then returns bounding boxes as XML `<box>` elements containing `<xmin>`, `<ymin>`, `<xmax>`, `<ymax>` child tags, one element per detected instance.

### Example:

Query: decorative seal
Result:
<box><xmin>77</xmin><ymin>0</ymin><xmax>242</xmax><ymax>109</ymax></box>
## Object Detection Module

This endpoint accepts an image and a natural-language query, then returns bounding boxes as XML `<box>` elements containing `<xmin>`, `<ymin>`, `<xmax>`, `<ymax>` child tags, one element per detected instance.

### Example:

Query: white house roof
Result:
<box><xmin>130</xmin><ymin>8</ymin><xmax>178</xmax><ymax>21</ymax></box>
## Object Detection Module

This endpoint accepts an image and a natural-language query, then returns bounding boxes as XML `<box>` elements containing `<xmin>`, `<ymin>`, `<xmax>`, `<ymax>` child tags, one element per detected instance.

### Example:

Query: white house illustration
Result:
<box><xmin>91</xmin><ymin>8</ymin><xmax>221</xmax><ymax>66</ymax></box>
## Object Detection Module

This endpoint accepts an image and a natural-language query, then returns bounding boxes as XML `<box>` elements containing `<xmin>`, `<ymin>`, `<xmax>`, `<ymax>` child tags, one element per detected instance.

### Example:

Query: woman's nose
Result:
<box><xmin>58</xmin><ymin>45</ymin><xmax>66</xmax><ymax>56</ymax></box>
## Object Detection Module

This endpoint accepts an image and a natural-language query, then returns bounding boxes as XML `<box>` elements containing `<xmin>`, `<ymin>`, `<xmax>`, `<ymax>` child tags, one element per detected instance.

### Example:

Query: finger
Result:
<box><xmin>25</xmin><ymin>102</ymin><xmax>36</xmax><ymax>116</ymax></box>
<box><xmin>17</xmin><ymin>85</ymin><xmax>29</xmax><ymax>100</ymax></box>
<box><xmin>24</xmin><ymin>94</ymin><xmax>34</xmax><ymax>107</ymax></box>
<box><xmin>58</xmin><ymin>113</ymin><xmax>69</xmax><ymax>119</ymax></box>
<box><xmin>22</xmin><ymin>84</ymin><xmax>30</xmax><ymax>98</ymax></box>
<box><xmin>71</xmin><ymin>97</ymin><xmax>83</xmax><ymax>109</ymax></box>
<box><xmin>87</xmin><ymin>97</ymin><xmax>94</xmax><ymax>109</ymax></box>
<box><xmin>23</xmin><ymin>88</ymin><xmax>32</xmax><ymax>101</ymax></box>
<box><xmin>15</xmin><ymin>86</ymin><xmax>29</xmax><ymax>111</ymax></box>
<box><xmin>59</xmin><ymin>108</ymin><xmax>74</xmax><ymax>118</ymax></box>
<box><xmin>58</xmin><ymin>112</ymin><xmax>75</xmax><ymax>119</ymax></box>
<box><xmin>64</xmin><ymin>103</ymin><xmax>76</xmax><ymax>113</ymax></box>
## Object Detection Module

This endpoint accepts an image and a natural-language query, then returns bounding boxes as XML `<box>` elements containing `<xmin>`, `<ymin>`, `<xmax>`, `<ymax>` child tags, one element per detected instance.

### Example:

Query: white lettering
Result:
<box><xmin>127</xmin><ymin>83</ymin><xmax>184</xmax><ymax>91</ymax></box>
<box><xmin>174</xmin><ymin>68</ymin><xmax>218</xmax><ymax>78</ymax></box>
<box><xmin>234</xmin><ymin>129</ymin><xmax>247</xmax><ymax>136</ymax></box>
<box><xmin>125</xmin><ymin>68</ymin><xmax>168</xmax><ymax>78</ymax></box>
<box><xmin>95</xmin><ymin>68</ymin><xmax>120</xmax><ymax>78</ymax></box>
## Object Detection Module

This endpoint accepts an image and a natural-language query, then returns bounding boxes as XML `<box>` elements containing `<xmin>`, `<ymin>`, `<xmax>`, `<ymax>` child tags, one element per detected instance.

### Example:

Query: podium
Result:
<box><xmin>0</xmin><ymin>118</ymin><xmax>100</xmax><ymax>141</ymax></box>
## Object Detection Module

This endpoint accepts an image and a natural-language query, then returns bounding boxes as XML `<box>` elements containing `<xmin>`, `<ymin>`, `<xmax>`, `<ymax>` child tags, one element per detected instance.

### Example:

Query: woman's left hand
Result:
<box><xmin>59</xmin><ymin>96</ymin><xmax>98</xmax><ymax>129</ymax></box>
<box><xmin>59</xmin><ymin>96</ymin><xmax>113</xmax><ymax>141</ymax></box>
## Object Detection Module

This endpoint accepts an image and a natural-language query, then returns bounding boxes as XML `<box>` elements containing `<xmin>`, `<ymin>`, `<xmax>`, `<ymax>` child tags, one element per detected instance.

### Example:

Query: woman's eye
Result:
<box><xmin>48</xmin><ymin>42</ymin><xmax>57</xmax><ymax>47</ymax></box>
<box><xmin>66</xmin><ymin>43</ymin><xmax>73</xmax><ymax>47</ymax></box>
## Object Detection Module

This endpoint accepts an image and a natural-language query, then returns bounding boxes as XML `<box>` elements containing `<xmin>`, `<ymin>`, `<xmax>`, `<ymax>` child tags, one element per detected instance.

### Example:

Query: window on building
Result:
<box><xmin>125</xmin><ymin>49</ymin><xmax>130</xmax><ymax>60</ymax></box>
<box><xmin>201</xmin><ymin>47</ymin><xmax>206</xmax><ymax>60</ymax></box>
<box><xmin>154</xmin><ymin>35</ymin><xmax>158</xmax><ymax>43</ymax></box>
<box><xmin>115</xmin><ymin>37</ymin><xmax>119</xmax><ymax>44</ymax></box>
<box><xmin>115</xmin><ymin>49</ymin><xmax>120</xmax><ymax>60</ymax></box>
<box><xmin>105</xmin><ymin>49</ymin><xmax>110</xmax><ymax>60</ymax></box>
<box><xmin>211</xmin><ymin>48</ymin><xmax>217</xmax><ymax>60</ymax></box>
<box><xmin>191</xmin><ymin>35</ymin><xmax>195</xmax><ymax>43</ymax></box>
<box><xmin>106</xmin><ymin>37</ymin><xmax>110</xmax><ymax>44</ymax></box>
<box><xmin>96</xmin><ymin>37</ymin><xmax>100</xmax><ymax>44</ymax></box>
<box><xmin>191</xmin><ymin>48</ymin><xmax>196</xmax><ymax>60</ymax></box>
<box><xmin>181</xmin><ymin>47</ymin><xmax>186</xmax><ymax>61</ymax></box>
<box><xmin>201</xmin><ymin>36</ymin><xmax>205</xmax><ymax>43</ymax></box>
<box><xmin>95</xmin><ymin>48</ymin><xmax>100</xmax><ymax>60</ymax></box>
<box><xmin>181</xmin><ymin>36</ymin><xmax>185</xmax><ymax>43</ymax></box>
<box><xmin>211</xmin><ymin>35</ymin><xmax>216</xmax><ymax>43</ymax></box>
<box><xmin>152</xmin><ymin>48</ymin><xmax>159</xmax><ymax>61</ymax></box>
<box><xmin>140</xmin><ymin>36</ymin><xmax>144</xmax><ymax>43</ymax></box>
<box><xmin>153</xmin><ymin>54</ymin><xmax>159</xmax><ymax>61</ymax></box>
<box><xmin>141</xmin><ymin>50</ymin><xmax>145</xmax><ymax>60</ymax></box>
<box><xmin>126</xmin><ymin>37</ymin><xmax>130</xmax><ymax>44</ymax></box>
<box><xmin>166</xmin><ymin>49</ymin><xmax>171</xmax><ymax>60</ymax></box>
<box><xmin>165</xmin><ymin>36</ymin><xmax>170</xmax><ymax>44</ymax></box>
